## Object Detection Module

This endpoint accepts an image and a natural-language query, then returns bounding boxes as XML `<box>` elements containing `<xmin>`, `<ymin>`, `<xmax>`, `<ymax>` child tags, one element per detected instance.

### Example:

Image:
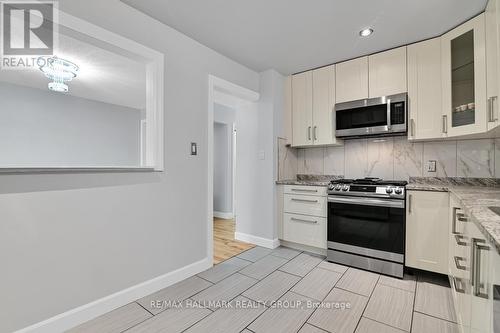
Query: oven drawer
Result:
<box><xmin>283</xmin><ymin>185</ymin><xmax>327</xmax><ymax>197</ymax></box>
<box><xmin>284</xmin><ymin>194</ymin><xmax>327</xmax><ymax>217</ymax></box>
<box><xmin>283</xmin><ymin>213</ymin><xmax>327</xmax><ymax>249</ymax></box>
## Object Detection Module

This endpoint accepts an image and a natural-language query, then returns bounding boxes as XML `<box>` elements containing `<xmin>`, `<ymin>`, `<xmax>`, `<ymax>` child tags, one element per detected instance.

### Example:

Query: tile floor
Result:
<box><xmin>68</xmin><ymin>246</ymin><xmax>459</xmax><ymax>333</ymax></box>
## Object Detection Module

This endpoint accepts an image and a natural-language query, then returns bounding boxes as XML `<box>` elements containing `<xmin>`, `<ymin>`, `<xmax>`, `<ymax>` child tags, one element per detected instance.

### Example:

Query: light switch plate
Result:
<box><xmin>426</xmin><ymin>160</ymin><xmax>437</xmax><ymax>172</ymax></box>
<box><xmin>191</xmin><ymin>142</ymin><xmax>197</xmax><ymax>155</ymax></box>
<box><xmin>258</xmin><ymin>150</ymin><xmax>265</xmax><ymax>160</ymax></box>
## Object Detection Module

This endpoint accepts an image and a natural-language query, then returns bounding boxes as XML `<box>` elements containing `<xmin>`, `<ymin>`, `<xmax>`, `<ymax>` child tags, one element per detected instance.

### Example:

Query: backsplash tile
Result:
<box><xmin>282</xmin><ymin>137</ymin><xmax>500</xmax><ymax>181</ymax></box>
<box><xmin>457</xmin><ymin>139</ymin><xmax>495</xmax><ymax>178</ymax></box>
<box><xmin>298</xmin><ymin>147</ymin><xmax>324</xmax><ymax>175</ymax></box>
<box><xmin>324</xmin><ymin>146</ymin><xmax>345</xmax><ymax>176</ymax></box>
<box><xmin>277</xmin><ymin>138</ymin><xmax>298</xmax><ymax>181</ymax></box>
<box><xmin>344</xmin><ymin>139</ymin><xmax>368</xmax><ymax>179</ymax></box>
<box><xmin>422</xmin><ymin>141</ymin><xmax>457</xmax><ymax>177</ymax></box>
<box><xmin>393</xmin><ymin>137</ymin><xmax>423</xmax><ymax>179</ymax></box>
<box><xmin>367</xmin><ymin>138</ymin><xmax>394</xmax><ymax>179</ymax></box>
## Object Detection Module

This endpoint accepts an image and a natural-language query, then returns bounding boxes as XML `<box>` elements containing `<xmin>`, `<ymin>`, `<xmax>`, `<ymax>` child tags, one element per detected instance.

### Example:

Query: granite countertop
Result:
<box><xmin>276</xmin><ymin>174</ymin><xmax>342</xmax><ymax>187</ymax></box>
<box><xmin>407</xmin><ymin>177</ymin><xmax>500</xmax><ymax>254</ymax></box>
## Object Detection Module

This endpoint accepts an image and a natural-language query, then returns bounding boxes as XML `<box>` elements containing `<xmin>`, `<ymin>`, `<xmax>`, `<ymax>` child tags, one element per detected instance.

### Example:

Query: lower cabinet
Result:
<box><xmin>281</xmin><ymin>185</ymin><xmax>327</xmax><ymax>250</ymax></box>
<box><xmin>406</xmin><ymin>190</ymin><xmax>450</xmax><ymax>274</ymax></box>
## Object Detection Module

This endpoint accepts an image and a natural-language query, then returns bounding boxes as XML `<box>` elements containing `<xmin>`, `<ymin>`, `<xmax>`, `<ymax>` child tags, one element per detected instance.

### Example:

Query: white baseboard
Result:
<box><xmin>15</xmin><ymin>257</ymin><xmax>212</xmax><ymax>333</ymax></box>
<box><xmin>235</xmin><ymin>232</ymin><xmax>280</xmax><ymax>249</ymax></box>
<box><xmin>213</xmin><ymin>211</ymin><xmax>234</xmax><ymax>219</ymax></box>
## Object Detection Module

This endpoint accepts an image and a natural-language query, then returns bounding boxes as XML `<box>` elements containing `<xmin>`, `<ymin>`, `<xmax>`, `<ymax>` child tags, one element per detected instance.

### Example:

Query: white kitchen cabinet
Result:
<box><xmin>284</xmin><ymin>76</ymin><xmax>293</xmax><ymax>145</ymax></box>
<box><xmin>468</xmin><ymin>221</ymin><xmax>492</xmax><ymax>333</ymax></box>
<box><xmin>335</xmin><ymin>57</ymin><xmax>368</xmax><ymax>103</ymax></box>
<box><xmin>487</xmin><ymin>0</ymin><xmax>500</xmax><ymax>131</ymax></box>
<box><xmin>489</xmin><ymin>245</ymin><xmax>500</xmax><ymax>333</ymax></box>
<box><xmin>282</xmin><ymin>185</ymin><xmax>327</xmax><ymax>250</ymax></box>
<box><xmin>406</xmin><ymin>190</ymin><xmax>449</xmax><ymax>274</ymax></box>
<box><xmin>312</xmin><ymin>65</ymin><xmax>339</xmax><ymax>145</ymax></box>
<box><xmin>291</xmin><ymin>65</ymin><xmax>339</xmax><ymax>147</ymax></box>
<box><xmin>407</xmin><ymin>38</ymin><xmax>445</xmax><ymax>140</ymax></box>
<box><xmin>442</xmin><ymin>14</ymin><xmax>488</xmax><ymax>137</ymax></box>
<box><xmin>369</xmin><ymin>46</ymin><xmax>407</xmax><ymax>98</ymax></box>
<box><xmin>292</xmin><ymin>71</ymin><xmax>313</xmax><ymax>146</ymax></box>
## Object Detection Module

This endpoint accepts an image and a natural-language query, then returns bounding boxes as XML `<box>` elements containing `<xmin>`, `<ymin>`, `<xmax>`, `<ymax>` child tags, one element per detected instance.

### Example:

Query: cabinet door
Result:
<box><xmin>335</xmin><ymin>57</ymin><xmax>368</xmax><ymax>103</ymax></box>
<box><xmin>468</xmin><ymin>222</ymin><xmax>492</xmax><ymax>333</ymax></box>
<box><xmin>486</xmin><ymin>0</ymin><xmax>500</xmax><ymax>130</ymax></box>
<box><xmin>408</xmin><ymin>38</ymin><xmax>444</xmax><ymax>140</ymax></box>
<box><xmin>488</xmin><ymin>243</ymin><xmax>500</xmax><ymax>333</ymax></box>
<box><xmin>369</xmin><ymin>46</ymin><xmax>407</xmax><ymax>98</ymax></box>
<box><xmin>292</xmin><ymin>71</ymin><xmax>313</xmax><ymax>146</ymax></box>
<box><xmin>442</xmin><ymin>14</ymin><xmax>487</xmax><ymax>137</ymax></box>
<box><xmin>312</xmin><ymin>65</ymin><xmax>337</xmax><ymax>145</ymax></box>
<box><xmin>406</xmin><ymin>190</ymin><xmax>449</xmax><ymax>274</ymax></box>
<box><xmin>284</xmin><ymin>76</ymin><xmax>293</xmax><ymax>145</ymax></box>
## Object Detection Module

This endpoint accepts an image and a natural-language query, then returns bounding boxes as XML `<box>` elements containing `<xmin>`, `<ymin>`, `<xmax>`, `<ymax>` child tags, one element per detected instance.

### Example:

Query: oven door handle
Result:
<box><xmin>327</xmin><ymin>196</ymin><xmax>404</xmax><ymax>208</ymax></box>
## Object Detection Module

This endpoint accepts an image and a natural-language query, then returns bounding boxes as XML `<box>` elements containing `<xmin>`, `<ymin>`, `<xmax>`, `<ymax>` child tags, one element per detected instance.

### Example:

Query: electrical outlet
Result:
<box><xmin>426</xmin><ymin>160</ymin><xmax>437</xmax><ymax>172</ymax></box>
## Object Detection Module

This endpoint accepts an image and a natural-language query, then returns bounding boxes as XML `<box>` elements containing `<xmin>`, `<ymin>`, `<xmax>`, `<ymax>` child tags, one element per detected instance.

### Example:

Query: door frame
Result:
<box><xmin>207</xmin><ymin>75</ymin><xmax>259</xmax><ymax>265</ymax></box>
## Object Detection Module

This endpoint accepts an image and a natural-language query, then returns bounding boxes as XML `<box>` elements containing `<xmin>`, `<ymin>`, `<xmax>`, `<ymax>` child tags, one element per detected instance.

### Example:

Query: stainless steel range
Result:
<box><xmin>327</xmin><ymin>178</ymin><xmax>407</xmax><ymax>278</ymax></box>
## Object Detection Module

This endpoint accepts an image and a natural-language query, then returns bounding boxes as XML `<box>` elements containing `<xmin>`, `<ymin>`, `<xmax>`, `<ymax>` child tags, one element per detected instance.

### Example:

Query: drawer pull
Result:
<box><xmin>455</xmin><ymin>234</ymin><xmax>467</xmax><ymax>246</ymax></box>
<box><xmin>456</xmin><ymin>212</ymin><xmax>468</xmax><ymax>222</ymax></box>
<box><xmin>453</xmin><ymin>277</ymin><xmax>466</xmax><ymax>294</ymax></box>
<box><xmin>454</xmin><ymin>256</ymin><xmax>466</xmax><ymax>270</ymax></box>
<box><xmin>291</xmin><ymin>198</ymin><xmax>319</xmax><ymax>203</ymax></box>
<box><xmin>290</xmin><ymin>217</ymin><xmax>318</xmax><ymax>224</ymax></box>
<box><xmin>291</xmin><ymin>188</ymin><xmax>318</xmax><ymax>193</ymax></box>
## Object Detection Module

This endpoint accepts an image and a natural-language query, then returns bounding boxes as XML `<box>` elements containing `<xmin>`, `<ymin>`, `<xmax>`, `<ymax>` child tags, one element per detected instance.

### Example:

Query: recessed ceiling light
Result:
<box><xmin>359</xmin><ymin>28</ymin><xmax>374</xmax><ymax>37</ymax></box>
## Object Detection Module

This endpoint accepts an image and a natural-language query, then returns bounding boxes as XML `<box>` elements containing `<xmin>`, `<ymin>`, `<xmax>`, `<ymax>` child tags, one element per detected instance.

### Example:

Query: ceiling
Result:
<box><xmin>0</xmin><ymin>28</ymin><xmax>146</xmax><ymax>109</ymax></box>
<box><xmin>122</xmin><ymin>0</ymin><xmax>487</xmax><ymax>75</ymax></box>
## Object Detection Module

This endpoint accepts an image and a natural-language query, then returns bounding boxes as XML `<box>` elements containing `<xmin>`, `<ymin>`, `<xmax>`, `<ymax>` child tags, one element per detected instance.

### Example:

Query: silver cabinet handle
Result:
<box><xmin>489</xmin><ymin>96</ymin><xmax>498</xmax><ymax>122</ymax></box>
<box><xmin>455</xmin><ymin>234</ymin><xmax>467</xmax><ymax>246</ymax></box>
<box><xmin>290</xmin><ymin>217</ymin><xmax>318</xmax><ymax>224</ymax></box>
<box><xmin>442</xmin><ymin>115</ymin><xmax>448</xmax><ymax>134</ymax></box>
<box><xmin>408</xmin><ymin>194</ymin><xmax>412</xmax><ymax>214</ymax></box>
<box><xmin>291</xmin><ymin>188</ymin><xmax>318</xmax><ymax>193</ymax></box>
<box><xmin>386</xmin><ymin>98</ymin><xmax>392</xmax><ymax>130</ymax></box>
<box><xmin>410</xmin><ymin>119</ymin><xmax>415</xmax><ymax>137</ymax></box>
<box><xmin>452</xmin><ymin>207</ymin><xmax>459</xmax><ymax>234</ymax></box>
<box><xmin>291</xmin><ymin>198</ymin><xmax>318</xmax><ymax>203</ymax></box>
<box><xmin>456</xmin><ymin>212</ymin><xmax>468</xmax><ymax>222</ymax></box>
<box><xmin>453</xmin><ymin>277</ymin><xmax>466</xmax><ymax>294</ymax></box>
<box><xmin>472</xmin><ymin>238</ymin><xmax>490</xmax><ymax>299</ymax></box>
<box><xmin>313</xmin><ymin>126</ymin><xmax>317</xmax><ymax>140</ymax></box>
<box><xmin>454</xmin><ymin>256</ymin><xmax>467</xmax><ymax>270</ymax></box>
<box><xmin>308</xmin><ymin>126</ymin><xmax>312</xmax><ymax>141</ymax></box>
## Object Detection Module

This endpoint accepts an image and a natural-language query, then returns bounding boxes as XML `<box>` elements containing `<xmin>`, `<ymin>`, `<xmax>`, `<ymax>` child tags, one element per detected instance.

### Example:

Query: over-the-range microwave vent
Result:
<box><xmin>335</xmin><ymin>93</ymin><xmax>408</xmax><ymax>139</ymax></box>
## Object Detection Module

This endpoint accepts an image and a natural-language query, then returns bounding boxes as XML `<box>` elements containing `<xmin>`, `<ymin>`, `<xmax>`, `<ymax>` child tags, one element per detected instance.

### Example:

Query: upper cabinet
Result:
<box><xmin>291</xmin><ymin>65</ymin><xmax>340</xmax><ymax>147</ymax></box>
<box><xmin>312</xmin><ymin>66</ymin><xmax>337</xmax><ymax>145</ymax></box>
<box><xmin>407</xmin><ymin>38</ymin><xmax>444</xmax><ymax>140</ymax></box>
<box><xmin>335</xmin><ymin>57</ymin><xmax>368</xmax><ymax>103</ymax></box>
<box><xmin>292</xmin><ymin>71</ymin><xmax>313</xmax><ymax>146</ymax></box>
<box><xmin>442</xmin><ymin>14</ymin><xmax>487</xmax><ymax>137</ymax></box>
<box><xmin>486</xmin><ymin>0</ymin><xmax>500</xmax><ymax>130</ymax></box>
<box><xmin>368</xmin><ymin>46</ymin><xmax>408</xmax><ymax>97</ymax></box>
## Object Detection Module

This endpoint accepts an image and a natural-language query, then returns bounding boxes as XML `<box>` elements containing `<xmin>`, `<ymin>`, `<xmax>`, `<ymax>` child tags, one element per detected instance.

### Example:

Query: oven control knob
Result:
<box><xmin>328</xmin><ymin>183</ymin><xmax>335</xmax><ymax>191</ymax></box>
<box><xmin>342</xmin><ymin>185</ymin><xmax>349</xmax><ymax>191</ymax></box>
<box><xmin>386</xmin><ymin>187</ymin><xmax>393</xmax><ymax>194</ymax></box>
<box><xmin>394</xmin><ymin>187</ymin><xmax>403</xmax><ymax>195</ymax></box>
<box><xmin>335</xmin><ymin>185</ymin><xmax>342</xmax><ymax>191</ymax></box>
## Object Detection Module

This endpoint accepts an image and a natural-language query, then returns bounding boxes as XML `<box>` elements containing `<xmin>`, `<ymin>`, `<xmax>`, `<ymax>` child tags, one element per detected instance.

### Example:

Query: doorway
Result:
<box><xmin>208</xmin><ymin>75</ymin><xmax>260</xmax><ymax>265</ymax></box>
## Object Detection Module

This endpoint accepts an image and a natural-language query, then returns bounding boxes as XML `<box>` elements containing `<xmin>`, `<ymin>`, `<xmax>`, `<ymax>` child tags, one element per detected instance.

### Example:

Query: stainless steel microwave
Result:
<box><xmin>335</xmin><ymin>93</ymin><xmax>407</xmax><ymax>138</ymax></box>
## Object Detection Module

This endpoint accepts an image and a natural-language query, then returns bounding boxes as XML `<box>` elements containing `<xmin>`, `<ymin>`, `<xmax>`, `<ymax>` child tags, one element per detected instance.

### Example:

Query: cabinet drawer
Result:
<box><xmin>283</xmin><ymin>185</ymin><xmax>326</xmax><ymax>196</ymax></box>
<box><xmin>283</xmin><ymin>213</ymin><xmax>327</xmax><ymax>249</ymax></box>
<box><xmin>284</xmin><ymin>194</ymin><xmax>327</xmax><ymax>217</ymax></box>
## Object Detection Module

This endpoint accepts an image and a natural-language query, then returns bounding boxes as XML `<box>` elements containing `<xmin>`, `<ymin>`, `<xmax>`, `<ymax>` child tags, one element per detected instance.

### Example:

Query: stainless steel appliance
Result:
<box><xmin>327</xmin><ymin>178</ymin><xmax>407</xmax><ymax>278</ymax></box>
<box><xmin>335</xmin><ymin>93</ymin><xmax>407</xmax><ymax>138</ymax></box>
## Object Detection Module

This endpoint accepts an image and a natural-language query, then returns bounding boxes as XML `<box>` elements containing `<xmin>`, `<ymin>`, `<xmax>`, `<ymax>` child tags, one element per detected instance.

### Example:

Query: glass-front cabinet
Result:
<box><xmin>442</xmin><ymin>14</ymin><xmax>487</xmax><ymax>137</ymax></box>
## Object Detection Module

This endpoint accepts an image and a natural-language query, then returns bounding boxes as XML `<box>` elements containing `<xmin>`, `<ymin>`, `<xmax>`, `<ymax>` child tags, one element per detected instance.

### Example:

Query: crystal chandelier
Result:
<box><xmin>38</xmin><ymin>56</ymin><xmax>79</xmax><ymax>93</ymax></box>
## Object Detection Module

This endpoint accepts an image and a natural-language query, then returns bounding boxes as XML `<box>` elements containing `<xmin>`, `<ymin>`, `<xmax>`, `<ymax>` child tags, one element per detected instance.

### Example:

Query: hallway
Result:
<box><xmin>213</xmin><ymin>218</ymin><xmax>255</xmax><ymax>264</ymax></box>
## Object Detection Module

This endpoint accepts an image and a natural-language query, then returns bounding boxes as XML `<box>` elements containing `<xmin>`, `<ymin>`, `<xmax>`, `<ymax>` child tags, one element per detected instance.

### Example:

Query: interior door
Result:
<box><xmin>292</xmin><ymin>71</ymin><xmax>313</xmax><ymax>146</ymax></box>
<box><xmin>312</xmin><ymin>65</ymin><xmax>337</xmax><ymax>145</ymax></box>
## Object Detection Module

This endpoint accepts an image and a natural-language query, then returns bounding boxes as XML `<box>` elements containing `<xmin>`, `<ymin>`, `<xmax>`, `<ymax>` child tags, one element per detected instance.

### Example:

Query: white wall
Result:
<box><xmin>0</xmin><ymin>0</ymin><xmax>260</xmax><ymax>331</ymax></box>
<box><xmin>213</xmin><ymin>103</ymin><xmax>236</xmax><ymax>215</ymax></box>
<box><xmin>213</xmin><ymin>122</ymin><xmax>232</xmax><ymax>213</ymax></box>
<box><xmin>0</xmin><ymin>82</ymin><xmax>141</xmax><ymax>167</ymax></box>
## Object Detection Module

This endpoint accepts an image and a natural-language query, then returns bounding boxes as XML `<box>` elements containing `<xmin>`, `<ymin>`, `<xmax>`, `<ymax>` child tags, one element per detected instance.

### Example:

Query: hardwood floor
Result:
<box><xmin>213</xmin><ymin>218</ymin><xmax>255</xmax><ymax>264</ymax></box>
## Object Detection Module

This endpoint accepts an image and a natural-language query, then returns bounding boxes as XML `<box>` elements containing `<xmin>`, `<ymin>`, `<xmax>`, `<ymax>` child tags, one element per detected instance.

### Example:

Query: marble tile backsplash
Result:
<box><xmin>279</xmin><ymin>137</ymin><xmax>500</xmax><ymax>180</ymax></box>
